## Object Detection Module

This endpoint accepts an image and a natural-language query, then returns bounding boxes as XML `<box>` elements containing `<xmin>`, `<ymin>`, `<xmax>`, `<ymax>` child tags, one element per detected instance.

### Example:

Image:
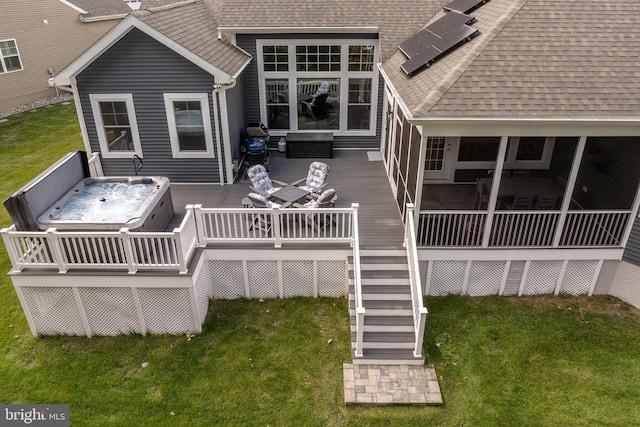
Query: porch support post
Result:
<box><xmin>414</xmin><ymin>126</ymin><xmax>427</xmax><ymax>225</ymax></box>
<box><xmin>552</xmin><ymin>136</ymin><xmax>587</xmax><ymax>247</ymax></box>
<box><xmin>620</xmin><ymin>182</ymin><xmax>640</xmax><ymax>249</ymax></box>
<box><xmin>482</xmin><ymin>136</ymin><xmax>509</xmax><ymax>248</ymax></box>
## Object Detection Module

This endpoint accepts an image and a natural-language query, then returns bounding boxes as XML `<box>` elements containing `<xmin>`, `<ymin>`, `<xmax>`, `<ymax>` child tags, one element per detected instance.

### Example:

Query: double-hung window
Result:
<box><xmin>89</xmin><ymin>94</ymin><xmax>142</xmax><ymax>158</ymax></box>
<box><xmin>258</xmin><ymin>40</ymin><xmax>378</xmax><ymax>136</ymax></box>
<box><xmin>0</xmin><ymin>39</ymin><xmax>23</xmax><ymax>74</ymax></box>
<box><xmin>164</xmin><ymin>93</ymin><xmax>214</xmax><ymax>158</ymax></box>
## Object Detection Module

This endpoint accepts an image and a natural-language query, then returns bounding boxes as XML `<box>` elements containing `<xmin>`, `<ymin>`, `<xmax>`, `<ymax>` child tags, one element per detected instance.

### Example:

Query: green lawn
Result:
<box><xmin>2</xmin><ymin>105</ymin><xmax>640</xmax><ymax>426</ymax></box>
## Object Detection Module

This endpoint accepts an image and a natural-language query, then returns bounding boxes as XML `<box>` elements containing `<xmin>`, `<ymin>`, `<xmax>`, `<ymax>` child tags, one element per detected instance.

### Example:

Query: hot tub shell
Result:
<box><xmin>4</xmin><ymin>151</ymin><xmax>174</xmax><ymax>232</ymax></box>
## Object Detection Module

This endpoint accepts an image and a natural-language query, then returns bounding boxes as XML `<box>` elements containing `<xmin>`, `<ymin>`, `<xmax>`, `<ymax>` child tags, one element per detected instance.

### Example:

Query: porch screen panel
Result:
<box><xmin>406</xmin><ymin>125</ymin><xmax>422</xmax><ymax>204</ymax></box>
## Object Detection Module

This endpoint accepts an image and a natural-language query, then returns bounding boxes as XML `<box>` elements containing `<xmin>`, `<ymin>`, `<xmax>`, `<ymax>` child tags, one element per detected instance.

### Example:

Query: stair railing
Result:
<box><xmin>351</xmin><ymin>203</ymin><xmax>365</xmax><ymax>357</ymax></box>
<box><xmin>405</xmin><ymin>204</ymin><xmax>428</xmax><ymax>358</ymax></box>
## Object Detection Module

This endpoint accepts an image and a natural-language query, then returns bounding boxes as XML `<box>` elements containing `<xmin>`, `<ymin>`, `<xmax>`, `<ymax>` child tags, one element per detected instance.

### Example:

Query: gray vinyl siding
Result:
<box><xmin>237</xmin><ymin>33</ymin><xmax>381</xmax><ymax>150</ymax></box>
<box><xmin>77</xmin><ymin>28</ymin><xmax>225</xmax><ymax>183</ymax></box>
<box><xmin>623</xmin><ymin>216</ymin><xmax>640</xmax><ymax>267</ymax></box>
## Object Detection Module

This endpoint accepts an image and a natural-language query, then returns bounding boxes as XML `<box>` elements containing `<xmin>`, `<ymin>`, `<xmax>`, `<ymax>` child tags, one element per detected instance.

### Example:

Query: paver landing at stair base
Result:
<box><xmin>343</xmin><ymin>363</ymin><xmax>443</xmax><ymax>406</ymax></box>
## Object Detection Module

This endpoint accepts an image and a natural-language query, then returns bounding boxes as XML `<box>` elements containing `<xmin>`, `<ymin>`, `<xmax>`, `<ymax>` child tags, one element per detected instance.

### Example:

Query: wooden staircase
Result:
<box><xmin>349</xmin><ymin>249</ymin><xmax>424</xmax><ymax>365</ymax></box>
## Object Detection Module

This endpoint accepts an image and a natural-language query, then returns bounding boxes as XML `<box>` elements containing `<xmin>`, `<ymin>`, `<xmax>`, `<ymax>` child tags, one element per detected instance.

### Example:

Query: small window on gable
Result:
<box><xmin>163</xmin><ymin>93</ymin><xmax>214</xmax><ymax>158</ymax></box>
<box><xmin>89</xmin><ymin>94</ymin><xmax>142</xmax><ymax>158</ymax></box>
<box><xmin>0</xmin><ymin>39</ymin><xmax>23</xmax><ymax>73</ymax></box>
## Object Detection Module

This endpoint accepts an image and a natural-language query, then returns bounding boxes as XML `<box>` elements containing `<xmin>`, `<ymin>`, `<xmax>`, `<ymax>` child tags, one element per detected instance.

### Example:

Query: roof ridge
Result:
<box><xmin>414</xmin><ymin>0</ymin><xmax>529</xmax><ymax>116</ymax></box>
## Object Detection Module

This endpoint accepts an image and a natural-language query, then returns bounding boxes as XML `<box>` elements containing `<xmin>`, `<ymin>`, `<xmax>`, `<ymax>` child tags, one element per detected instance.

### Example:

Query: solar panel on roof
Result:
<box><xmin>443</xmin><ymin>0</ymin><xmax>489</xmax><ymax>14</ymax></box>
<box><xmin>398</xmin><ymin>11</ymin><xmax>478</xmax><ymax>76</ymax></box>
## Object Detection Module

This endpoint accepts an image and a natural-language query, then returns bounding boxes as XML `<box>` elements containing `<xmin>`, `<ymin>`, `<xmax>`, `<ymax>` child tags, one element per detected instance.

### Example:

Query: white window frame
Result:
<box><xmin>0</xmin><ymin>39</ymin><xmax>23</xmax><ymax>74</ymax></box>
<box><xmin>256</xmin><ymin>39</ymin><xmax>379</xmax><ymax>137</ymax></box>
<box><xmin>163</xmin><ymin>93</ymin><xmax>215</xmax><ymax>159</ymax></box>
<box><xmin>89</xmin><ymin>94</ymin><xmax>143</xmax><ymax>159</ymax></box>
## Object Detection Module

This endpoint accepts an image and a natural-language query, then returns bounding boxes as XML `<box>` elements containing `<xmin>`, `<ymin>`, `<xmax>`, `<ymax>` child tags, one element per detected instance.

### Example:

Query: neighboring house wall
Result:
<box><xmin>77</xmin><ymin>28</ymin><xmax>225</xmax><ymax>183</ymax></box>
<box><xmin>0</xmin><ymin>0</ymin><xmax>120</xmax><ymax>111</ymax></box>
<box><xmin>236</xmin><ymin>33</ymin><xmax>381</xmax><ymax>149</ymax></box>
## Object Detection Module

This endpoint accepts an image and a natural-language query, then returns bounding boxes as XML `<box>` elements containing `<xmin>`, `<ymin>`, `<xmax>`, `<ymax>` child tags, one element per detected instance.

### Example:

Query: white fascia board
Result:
<box><xmin>55</xmin><ymin>14</ymin><xmax>233</xmax><ymax>86</ymax></box>
<box><xmin>218</xmin><ymin>26</ymin><xmax>379</xmax><ymax>34</ymax></box>
<box><xmin>408</xmin><ymin>116</ymin><xmax>640</xmax><ymax>138</ymax></box>
<box><xmin>57</xmin><ymin>0</ymin><xmax>88</xmax><ymax>14</ymax></box>
<box><xmin>80</xmin><ymin>14</ymin><xmax>130</xmax><ymax>23</ymax></box>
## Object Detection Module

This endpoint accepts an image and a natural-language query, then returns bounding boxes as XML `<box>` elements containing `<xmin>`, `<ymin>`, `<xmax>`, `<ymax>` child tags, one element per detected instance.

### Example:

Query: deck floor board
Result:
<box><xmin>170</xmin><ymin>150</ymin><xmax>406</xmax><ymax>249</ymax></box>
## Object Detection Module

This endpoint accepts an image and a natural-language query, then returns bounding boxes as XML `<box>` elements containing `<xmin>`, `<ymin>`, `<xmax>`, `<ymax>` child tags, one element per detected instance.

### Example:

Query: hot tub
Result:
<box><xmin>4</xmin><ymin>151</ymin><xmax>174</xmax><ymax>232</ymax></box>
<box><xmin>37</xmin><ymin>176</ymin><xmax>174</xmax><ymax>231</ymax></box>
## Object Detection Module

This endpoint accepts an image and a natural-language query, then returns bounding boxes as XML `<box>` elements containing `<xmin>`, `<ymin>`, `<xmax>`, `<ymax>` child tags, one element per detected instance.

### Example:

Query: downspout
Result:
<box><xmin>212</xmin><ymin>79</ymin><xmax>237</xmax><ymax>185</ymax></box>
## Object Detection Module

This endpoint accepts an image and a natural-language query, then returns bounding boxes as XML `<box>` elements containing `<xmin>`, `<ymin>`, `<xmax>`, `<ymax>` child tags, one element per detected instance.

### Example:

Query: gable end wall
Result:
<box><xmin>77</xmin><ymin>28</ymin><xmax>225</xmax><ymax>183</ymax></box>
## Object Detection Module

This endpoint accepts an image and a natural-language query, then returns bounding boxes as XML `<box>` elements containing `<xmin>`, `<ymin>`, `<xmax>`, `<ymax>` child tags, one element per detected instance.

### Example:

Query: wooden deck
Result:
<box><xmin>170</xmin><ymin>150</ymin><xmax>406</xmax><ymax>249</ymax></box>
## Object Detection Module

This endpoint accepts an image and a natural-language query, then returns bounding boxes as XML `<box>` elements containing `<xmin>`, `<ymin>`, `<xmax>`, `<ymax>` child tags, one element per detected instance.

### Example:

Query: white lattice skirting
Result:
<box><xmin>424</xmin><ymin>259</ymin><xmax>609</xmax><ymax>297</ymax></box>
<box><xmin>13</xmin><ymin>253</ymin><xmax>349</xmax><ymax>337</ymax></box>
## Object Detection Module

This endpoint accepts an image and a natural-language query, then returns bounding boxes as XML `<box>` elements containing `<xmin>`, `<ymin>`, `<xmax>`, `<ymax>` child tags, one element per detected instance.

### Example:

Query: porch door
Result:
<box><xmin>423</xmin><ymin>136</ymin><xmax>454</xmax><ymax>181</ymax></box>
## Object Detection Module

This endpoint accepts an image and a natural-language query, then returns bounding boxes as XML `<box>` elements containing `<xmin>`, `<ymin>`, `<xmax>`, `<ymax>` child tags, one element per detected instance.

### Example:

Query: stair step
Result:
<box><xmin>350</xmin><ymin>299</ymin><xmax>413</xmax><ymax>310</ymax></box>
<box><xmin>364</xmin><ymin>315</ymin><xmax>414</xmax><ymax>326</ymax></box>
<box><xmin>351</xmin><ymin>269</ymin><xmax>409</xmax><ymax>279</ymax></box>
<box><xmin>359</xmin><ymin>249</ymin><xmax>407</xmax><ymax>257</ymax></box>
<box><xmin>361</xmin><ymin>284</ymin><xmax>411</xmax><ymax>294</ymax></box>
<box><xmin>360</xmin><ymin>256</ymin><xmax>408</xmax><ymax>264</ymax></box>
<box><xmin>351</xmin><ymin>348</ymin><xmax>424</xmax><ymax>365</ymax></box>
<box><xmin>360</xmin><ymin>277</ymin><xmax>410</xmax><ymax>286</ymax></box>
<box><xmin>355</xmin><ymin>331</ymin><xmax>415</xmax><ymax>342</ymax></box>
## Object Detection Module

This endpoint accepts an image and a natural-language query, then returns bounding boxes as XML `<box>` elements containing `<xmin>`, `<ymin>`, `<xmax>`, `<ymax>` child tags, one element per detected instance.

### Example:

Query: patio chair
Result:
<box><xmin>294</xmin><ymin>188</ymin><xmax>337</xmax><ymax>231</ymax></box>
<box><xmin>291</xmin><ymin>161</ymin><xmax>330</xmax><ymax>194</ymax></box>
<box><xmin>245</xmin><ymin>192</ymin><xmax>285</xmax><ymax>235</ymax></box>
<box><xmin>247</xmin><ymin>164</ymin><xmax>287</xmax><ymax>198</ymax></box>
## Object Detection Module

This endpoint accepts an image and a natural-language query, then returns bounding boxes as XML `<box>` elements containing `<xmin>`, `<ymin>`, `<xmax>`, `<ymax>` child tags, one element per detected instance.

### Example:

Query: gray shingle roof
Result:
<box><xmin>135</xmin><ymin>0</ymin><xmax>250</xmax><ymax>77</ymax></box>
<box><xmin>69</xmin><ymin>0</ymin><xmax>132</xmax><ymax>19</ymax></box>
<box><xmin>382</xmin><ymin>0</ymin><xmax>640</xmax><ymax>119</ymax></box>
<box><xmin>136</xmin><ymin>0</ymin><xmax>640</xmax><ymax>119</ymax></box>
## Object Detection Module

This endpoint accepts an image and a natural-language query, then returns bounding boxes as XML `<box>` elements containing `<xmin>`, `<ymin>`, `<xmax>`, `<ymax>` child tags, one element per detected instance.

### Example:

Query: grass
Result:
<box><xmin>2</xmin><ymin>105</ymin><xmax>640</xmax><ymax>425</ymax></box>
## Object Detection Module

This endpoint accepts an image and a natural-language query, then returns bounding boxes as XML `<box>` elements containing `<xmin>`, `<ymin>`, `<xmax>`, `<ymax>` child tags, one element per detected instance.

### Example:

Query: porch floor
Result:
<box><xmin>169</xmin><ymin>149</ymin><xmax>406</xmax><ymax>249</ymax></box>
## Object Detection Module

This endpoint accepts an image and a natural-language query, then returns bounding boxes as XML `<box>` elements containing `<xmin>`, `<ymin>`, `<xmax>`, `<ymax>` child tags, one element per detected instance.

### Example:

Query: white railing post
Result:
<box><xmin>174</xmin><ymin>228</ymin><xmax>188</xmax><ymax>275</ymax></box>
<box><xmin>119</xmin><ymin>228</ymin><xmax>137</xmax><ymax>274</ymax></box>
<box><xmin>272</xmin><ymin>207</ymin><xmax>282</xmax><ymax>248</ymax></box>
<box><xmin>620</xmin><ymin>183</ymin><xmax>640</xmax><ymax>249</ymax></box>
<box><xmin>46</xmin><ymin>228</ymin><xmax>68</xmax><ymax>273</ymax></box>
<box><xmin>189</xmin><ymin>204</ymin><xmax>207</xmax><ymax>247</ymax></box>
<box><xmin>1</xmin><ymin>227</ymin><xmax>23</xmax><ymax>272</ymax></box>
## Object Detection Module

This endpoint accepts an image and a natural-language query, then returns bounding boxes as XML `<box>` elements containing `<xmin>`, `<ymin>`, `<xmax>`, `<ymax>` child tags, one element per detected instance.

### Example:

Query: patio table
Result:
<box><xmin>270</xmin><ymin>185</ymin><xmax>310</xmax><ymax>204</ymax></box>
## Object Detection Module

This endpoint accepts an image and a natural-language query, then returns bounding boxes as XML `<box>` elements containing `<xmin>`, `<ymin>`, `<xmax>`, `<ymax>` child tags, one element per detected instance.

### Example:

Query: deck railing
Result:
<box><xmin>417</xmin><ymin>209</ymin><xmax>633</xmax><ymax>248</ymax></box>
<box><xmin>350</xmin><ymin>204</ymin><xmax>365</xmax><ymax>358</ymax></box>
<box><xmin>1</xmin><ymin>209</ymin><xmax>200</xmax><ymax>274</ymax></box>
<box><xmin>2</xmin><ymin>204</ymin><xmax>359</xmax><ymax>273</ymax></box>
<box><xmin>192</xmin><ymin>204</ymin><xmax>357</xmax><ymax>247</ymax></box>
<box><xmin>405</xmin><ymin>205</ymin><xmax>428</xmax><ymax>358</ymax></box>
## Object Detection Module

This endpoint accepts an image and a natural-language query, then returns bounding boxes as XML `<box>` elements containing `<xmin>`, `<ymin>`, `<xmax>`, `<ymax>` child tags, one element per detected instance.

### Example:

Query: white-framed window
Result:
<box><xmin>0</xmin><ymin>39</ymin><xmax>23</xmax><ymax>74</ymax></box>
<box><xmin>257</xmin><ymin>40</ymin><xmax>378</xmax><ymax>136</ymax></box>
<box><xmin>163</xmin><ymin>93</ymin><xmax>214</xmax><ymax>158</ymax></box>
<box><xmin>89</xmin><ymin>94</ymin><xmax>142</xmax><ymax>159</ymax></box>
